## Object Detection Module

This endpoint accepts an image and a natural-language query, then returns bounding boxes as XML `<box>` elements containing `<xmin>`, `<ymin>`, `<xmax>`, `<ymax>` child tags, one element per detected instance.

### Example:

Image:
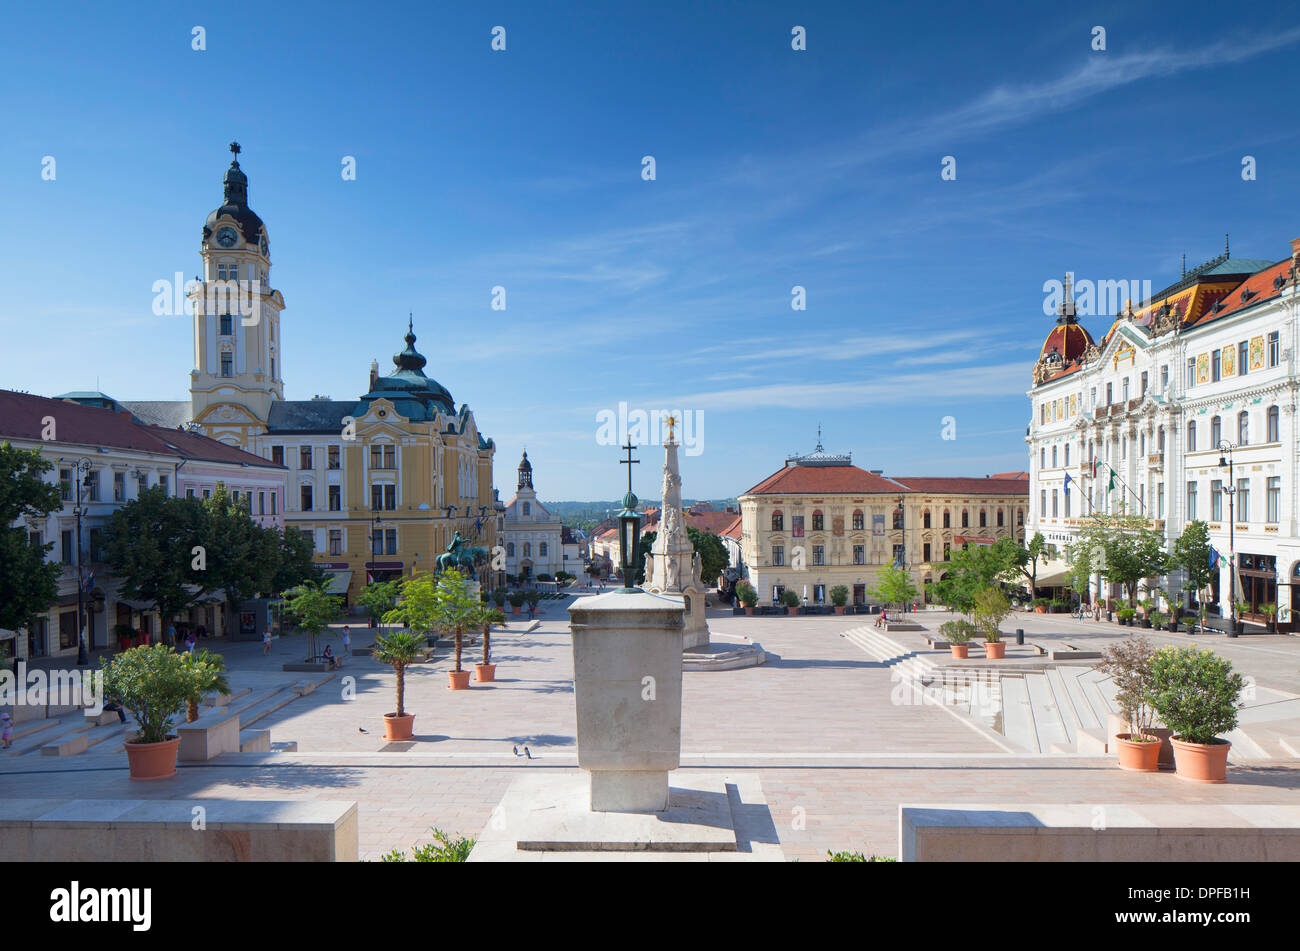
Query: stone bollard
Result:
<box><xmin>1015</xmin><ymin>628</ymin><xmax>1024</xmax><ymax>645</ymax></box>
<box><xmin>567</xmin><ymin>589</ymin><xmax>685</xmax><ymax>813</ymax></box>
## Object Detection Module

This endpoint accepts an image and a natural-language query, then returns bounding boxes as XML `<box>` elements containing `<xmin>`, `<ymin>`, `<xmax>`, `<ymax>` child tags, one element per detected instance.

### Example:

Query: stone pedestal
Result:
<box><xmin>568</xmin><ymin>589</ymin><xmax>684</xmax><ymax>812</ymax></box>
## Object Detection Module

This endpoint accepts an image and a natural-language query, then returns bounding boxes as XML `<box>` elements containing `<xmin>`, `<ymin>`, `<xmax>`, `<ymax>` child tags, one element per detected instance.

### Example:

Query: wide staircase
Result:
<box><xmin>1</xmin><ymin>676</ymin><xmax>329</xmax><ymax>759</ymax></box>
<box><xmin>841</xmin><ymin>624</ymin><xmax>1300</xmax><ymax>760</ymax></box>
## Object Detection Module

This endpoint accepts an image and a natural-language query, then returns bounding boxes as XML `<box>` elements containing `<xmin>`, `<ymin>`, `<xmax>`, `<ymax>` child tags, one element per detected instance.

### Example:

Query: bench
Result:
<box><xmin>176</xmin><ymin>709</ymin><xmax>241</xmax><ymax>761</ymax></box>
<box><xmin>239</xmin><ymin>729</ymin><xmax>271</xmax><ymax>753</ymax></box>
<box><xmin>900</xmin><ymin>804</ymin><xmax>1300</xmax><ymax>861</ymax></box>
<box><xmin>0</xmin><ymin>798</ymin><xmax>358</xmax><ymax>861</ymax></box>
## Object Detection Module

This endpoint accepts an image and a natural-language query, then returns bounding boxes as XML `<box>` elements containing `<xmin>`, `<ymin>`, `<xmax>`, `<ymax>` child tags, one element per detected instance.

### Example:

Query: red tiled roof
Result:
<box><xmin>1188</xmin><ymin>260</ymin><xmax>1292</xmax><ymax>326</ymax></box>
<box><xmin>991</xmin><ymin>471</ymin><xmax>1030</xmax><ymax>481</ymax></box>
<box><xmin>720</xmin><ymin>514</ymin><xmax>742</xmax><ymax>540</ymax></box>
<box><xmin>742</xmin><ymin>464</ymin><xmax>906</xmax><ymax>496</ymax></box>
<box><xmin>892</xmin><ymin>476</ymin><xmax>1030</xmax><ymax>496</ymax></box>
<box><xmin>0</xmin><ymin>390</ymin><xmax>282</xmax><ymax>469</ymax></box>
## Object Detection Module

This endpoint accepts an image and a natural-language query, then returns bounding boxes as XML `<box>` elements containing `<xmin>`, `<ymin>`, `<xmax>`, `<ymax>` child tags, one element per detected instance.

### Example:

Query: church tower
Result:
<box><xmin>189</xmin><ymin>142</ymin><xmax>286</xmax><ymax>446</ymax></box>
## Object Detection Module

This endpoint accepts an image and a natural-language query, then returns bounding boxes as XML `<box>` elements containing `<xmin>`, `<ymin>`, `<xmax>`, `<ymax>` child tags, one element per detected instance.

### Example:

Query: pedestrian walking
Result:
<box><xmin>1</xmin><ymin>712</ymin><xmax>11</xmax><ymax>749</ymax></box>
<box><xmin>341</xmin><ymin>626</ymin><xmax>352</xmax><ymax>656</ymax></box>
<box><xmin>185</xmin><ymin>631</ymin><xmax>196</xmax><ymax>653</ymax></box>
<box><xmin>262</xmin><ymin>628</ymin><xmax>273</xmax><ymax>655</ymax></box>
<box><xmin>167</xmin><ymin>622</ymin><xmax>176</xmax><ymax>647</ymax></box>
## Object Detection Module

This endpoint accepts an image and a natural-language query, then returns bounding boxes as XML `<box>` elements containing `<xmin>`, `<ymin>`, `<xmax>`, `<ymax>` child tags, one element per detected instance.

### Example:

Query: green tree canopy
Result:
<box><xmin>1075</xmin><ymin>515</ymin><xmax>1168</xmax><ymax>607</ymax></box>
<box><xmin>1172</xmin><ymin>520</ymin><xmax>1214</xmax><ymax>598</ymax></box>
<box><xmin>685</xmin><ymin>526</ymin><xmax>729</xmax><ymax>587</ymax></box>
<box><xmin>283</xmin><ymin>579</ymin><xmax>343</xmax><ymax>661</ymax></box>
<box><xmin>0</xmin><ymin>443</ymin><xmax>64</xmax><ymax>635</ymax></box>
<box><xmin>870</xmin><ymin>565</ymin><xmax>919</xmax><ymax>611</ymax></box>
<box><xmin>103</xmin><ymin>487</ymin><xmax>205</xmax><ymax>630</ymax></box>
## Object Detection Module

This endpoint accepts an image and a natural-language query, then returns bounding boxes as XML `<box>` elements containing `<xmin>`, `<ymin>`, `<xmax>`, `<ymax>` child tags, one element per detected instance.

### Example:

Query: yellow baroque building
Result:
<box><xmin>737</xmin><ymin>442</ymin><xmax>1028</xmax><ymax>607</ymax></box>
<box><xmin>124</xmin><ymin>145</ymin><xmax>500</xmax><ymax>602</ymax></box>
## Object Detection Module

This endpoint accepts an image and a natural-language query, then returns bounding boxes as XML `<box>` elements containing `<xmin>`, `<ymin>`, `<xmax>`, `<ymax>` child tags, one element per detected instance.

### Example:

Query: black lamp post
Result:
<box><xmin>1217</xmin><ymin>441</ymin><xmax>1239</xmax><ymax>637</ymax></box>
<box><xmin>617</xmin><ymin>441</ymin><xmax>641</xmax><ymax>590</ymax></box>
<box><xmin>369</xmin><ymin>515</ymin><xmax>383</xmax><ymax>569</ymax></box>
<box><xmin>68</xmin><ymin>458</ymin><xmax>94</xmax><ymax>667</ymax></box>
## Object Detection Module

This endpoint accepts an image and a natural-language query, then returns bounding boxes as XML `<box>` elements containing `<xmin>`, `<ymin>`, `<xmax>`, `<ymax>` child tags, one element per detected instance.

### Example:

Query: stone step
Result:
<box><xmin>1055</xmin><ymin>665</ymin><xmax>1105</xmax><ymax>731</ymax></box>
<box><xmin>4</xmin><ymin>718</ymin><xmax>92</xmax><ymax>757</ymax></box>
<box><xmin>6</xmin><ymin>716</ymin><xmax>63</xmax><ymax>742</ymax></box>
<box><xmin>237</xmin><ymin>689</ymin><xmax>299</xmax><ymax>729</ymax></box>
<box><xmin>1225</xmin><ymin>727</ymin><xmax>1271</xmax><ymax>762</ymax></box>
<box><xmin>1024</xmin><ymin>673</ymin><xmax>1069</xmax><ymax>753</ymax></box>
<box><xmin>998</xmin><ymin>676</ymin><xmax>1039</xmax><ymax>753</ymax></box>
<box><xmin>1042</xmin><ymin>668</ymin><xmax>1082</xmax><ymax>747</ymax></box>
<box><xmin>203</xmin><ymin>685</ymin><xmax>251</xmax><ymax>709</ymax></box>
<box><xmin>225</xmin><ymin>687</ymin><xmax>287</xmax><ymax>719</ymax></box>
<box><xmin>40</xmin><ymin>732</ymin><xmax>89</xmax><ymax>756</ymax></box>
<box><xmin>239</xmin><ymin>728</ymin><xmax>271</xmax><ymax>753</ymax></box>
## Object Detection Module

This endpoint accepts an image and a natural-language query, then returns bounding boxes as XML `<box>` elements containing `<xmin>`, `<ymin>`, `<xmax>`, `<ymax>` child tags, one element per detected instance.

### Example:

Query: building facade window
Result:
<box><xmin>300</xmin><ymin>446</ymin><xmax>313</xmax><ymax>470</ymax></box>
<box><xmin>1238</xmin><ymin>341</ymin><xmax>1249</xmax><ymax>377</ymax></box>
<box><xmin>1268</xmin><ymin>331</ymin><xmax>1280</xmax><ymax>367</ymax></box>
<box><xmin>1237</xmin><ymin>479</ymin><xmax>1249</xmax><ymax>522</ymax></box>
<box><xmin>328</xmin><ymin>446</ymin><xmax>340</xmax><ymax>469</ymax></box>
<box><xmin>812</xmin><ymin>545</ymin><xmax>824</xmax><ymax>566</ymax></box>
<box><xmin>1238</xmin><ymin>411</ymin><xmax>1249</xmax><ymax>446</ymax></box>
<box><xmin>772</xmin><ymin>545</ymin><xmax>784</xmax><ymax>566</ymax></box>
<box><xmin>1210</xmin><ymin>480</ymin><xmax>1222</xmax><ymax>521</ymax></box>
<box><xmin>1212</xmin><ymin>351</ymin><xmax>1221</xmax><ymax>382</ymax></box>
<box><xmin>1187</xmin><ymin>421</ymin><xmax>1196</xmax><ymax>452</ymax></box>
<box><xmin>328</xmin><ymin>530</ymin><xmax>342</xmax><ymax>556</ymax></box>
<box><xmin>1210</xmin><ymin>416</ymin><xmax>1221</xmax><ymax>447</ymax></box>
<box><xmin>300</xmin><ymin>485</ymin><xmax>313</xmax><ymax>511</ymax></box>
<box><xmin>771</xmin><ymin>511</ymin><xmax>783</xmax><ymax>531</ymax></box>
<box><xmin>1267</xmin><ymin>476</ymin><xmax>1281</xmax><ymax>523</ymax></box>
<box><xmin>1267</xmin><ymin>405</ymin><xmax>1279</xmax><ymax>443</ymax></box>
<box><xmin>219</xmin><ymin>314</ymin><xmax>233</xmax><ymax>336</ymax></box>
<box><xmin>220</xmin><ymin>353</ymin><xmax>233</xmax><ymax>378</ymax></box>
<box><xmin>539</xmin><ymin>542</ymin><xmax>548</xmax><ymax>557</ymax></box>
<box><xmin>1187</xmin><ymin>481</ymin><xmax>1197</xmax><ymax>520</ymax></box>
<box><xmin>852</xmin><ymin>511</ymin><xmax>864</xmax><ymax>531</ymax></box>
<box><xmin>328</xmin><ymin>485</ymin><xmax>341</xmax><ymax>511</ymax></box>
<box><xmin>812</xmin><ymin>511</ymin><xmax>824</xmax><ymax>532</ymax></box>
<box><xmin>852</xmin><ymin>544</ymin><xmax>864</xmax><ymax>565</ymax></box>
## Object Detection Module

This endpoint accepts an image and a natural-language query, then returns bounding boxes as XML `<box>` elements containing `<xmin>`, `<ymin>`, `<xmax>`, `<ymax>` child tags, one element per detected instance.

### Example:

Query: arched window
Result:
<box><xmin>1158</xmin><ymin>426</ymin><xmax>1165</xmax><ymax>452</ymax></box>
<box><xmin>922</xmin><ymin>509</ymin><xmax>931</xmax><ymax>529</ymax></box>
<box><xmin>851</xmin><ymin>509</ymin><xmax>864</xmax><ymax>531</ymax></box>
<box><xmin>523</xmin><ymin>502</ymin><xmax>530</xmax><ymax>516</ymax></box>
<box><xmin>1187</xmin><ymin>420</ymin><xmax>1196</xmax><ymax>452</ymax></box>
<box><xmin>812</xmin><ymin>509</ymin><xmax>824</xmax><ymax>531</ymax></box>
<box><xmin>1210</xmin><ymin>415</ymin><xmax>1221</xmax><ymax>446</ymax></box>
<box><xmin>997</xmin><ymin>508</ymin><xmax>1004</xmax><ymax>527</ymax></box>
<box><xmin>1267</xmin><ymin>405</ymin><xmax>1279</xmax><ymax>442</ymax></box>
<box><xmin>506</xmin><ymin>542</ymin><xmax>515</xmax><ymax>557</ymax></box>
<box><xmin>771</xmin><ymin>510</ymin><xmax>783</xmax><ymax>531</ymax></box>
<box><xmin>1238</xmin><ymin>410</ymin><xmax>1249</xmax><ymax>446</ymax></box>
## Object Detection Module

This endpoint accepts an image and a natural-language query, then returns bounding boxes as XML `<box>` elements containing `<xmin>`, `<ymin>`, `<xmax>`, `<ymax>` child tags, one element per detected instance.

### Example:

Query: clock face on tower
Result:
<box><xmin>259</xmin><ymin>233</ymin><xmax>268</xmax><ymax>256</ymax></box>
<box><xmin>216</xmin><ymin>226</ymin><xmax>238</xmax><ymax>248</ymax></box>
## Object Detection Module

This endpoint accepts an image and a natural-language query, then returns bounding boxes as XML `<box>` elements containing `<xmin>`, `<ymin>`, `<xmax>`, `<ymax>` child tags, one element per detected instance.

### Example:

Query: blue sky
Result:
<box><xmin>3</xmin><ymin>1</ymin><xmax>1298</xmax><ymax>500</ymax></box>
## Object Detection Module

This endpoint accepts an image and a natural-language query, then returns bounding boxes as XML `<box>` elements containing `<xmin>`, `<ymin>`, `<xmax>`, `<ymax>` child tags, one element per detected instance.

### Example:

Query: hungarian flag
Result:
<box><xmin>1107</xmin><ymin>469</ymin><xmax>1116</xmax><ymax>492</ymax></box>
<box><xmin>1091</xmin><ymin>456</ymin><xmax>1099</xmax><ymax>478</ymax></box>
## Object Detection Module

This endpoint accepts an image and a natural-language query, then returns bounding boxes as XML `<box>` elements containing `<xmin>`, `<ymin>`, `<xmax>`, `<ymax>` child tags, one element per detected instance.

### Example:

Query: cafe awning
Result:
<box><xmin>324</xmin><ymin>570</ymin><xmax>353</xmax><ymax>595</ymax></box>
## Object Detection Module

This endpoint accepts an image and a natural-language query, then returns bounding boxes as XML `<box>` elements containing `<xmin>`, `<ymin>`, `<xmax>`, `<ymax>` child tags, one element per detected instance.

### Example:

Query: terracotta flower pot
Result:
<box><xmin>511</xmin><ymin>605</ymin><xmax>521</xmax><ymax>615</ymax></box>
<box><xmin>1115</xmin><ymin>733</ymin><xmax>1161</xmax><ymax>772</ymax></box>
<box><xmin>1170</xmin><ymin>737</ymin><xmax>1231</xmax><ymax>783</ymax></box>
<box><xmin>383</xmin><ymin>712</ymin><xmax>415</xmax><ymax>741</ymax></box>
<box><xmin>982</xmin><ymin>641</ymin><xmax>1006</xmax><ymax>659</ymax></box>
<box><xmin>1034</xmin><ymin>606</ymin><xmax>1047</xmax><ymax>614</ymax></box>
<box><xmin>124</xmin><ymin>735</ymin><xmax>180</xmax><ymax>781</ymax></box>
<box><xmin>448</xmin><ymin>669</ymin><xmax>472</xmax><ymax>690</ymax></box>
<box><xmin>950</xmin><ymin>643</ymin><xmax>969</xmax><ymax>659</ymax></box>
<box><xmin>834</xmin><ymin>606</ymin><xmax>846</xmax><ymax>615</ymax></box>
<box><xmin>743</xmin><ymin>606</ymin><xmax>754</xmax><ymax>616</ymax></box>
<box><xmin>474</xmin><ymin>662</ymin><xmax>496</xmax><ymax>682</ymax></box>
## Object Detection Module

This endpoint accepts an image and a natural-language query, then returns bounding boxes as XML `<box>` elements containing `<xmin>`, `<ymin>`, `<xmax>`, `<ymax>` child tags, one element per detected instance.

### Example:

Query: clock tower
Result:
<box><xmin>188</xmin><ymin>142</ymin><xmax>286</xmax><ymax>446</ymax></box>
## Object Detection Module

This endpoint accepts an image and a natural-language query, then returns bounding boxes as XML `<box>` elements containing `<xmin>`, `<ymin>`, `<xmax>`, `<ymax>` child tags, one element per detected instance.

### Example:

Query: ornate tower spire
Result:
<box><xmin>223</xmin><ymin>141</ymin><xmax>248</xmax><ymax>205</ymax></box>
<box><xmin>517</xmin><ymin>450</ymin><xmax>533</xmax><ymax>490</ymax></box>
<box><xmin>1056</xmin><ymin>273</ymin><xmax>1077</xmax><ymax>324</ymax></box>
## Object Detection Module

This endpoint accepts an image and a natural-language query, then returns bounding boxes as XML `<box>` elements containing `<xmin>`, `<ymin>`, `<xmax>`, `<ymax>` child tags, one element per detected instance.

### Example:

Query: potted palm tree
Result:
<box><xmin>1116</xmin><ymin>607</ymin><xmax>1136</xmax><ymax>627</ymax></box>
<box><xmin>434</xmin><ymin>570</ymin><xmax>482</xmax><ymax>689</ymax></box>
<box><xmin>830</xmin><ymin>585</ymin><xmax>849</xmax><ymax>615</ymax></box>
<box><xmin>1095</xmin><ymin>635</ymin><xmax>1160</xmax><ymax>772</ymax></box>
<box><xmin>1262</xmin><ymin>602</ymin><xmax>1277</xmax><ymax>633</ymax></box>
<box><xmin>99</xmin><ymin>644</ymin><xmax>195</xmax><ymax>780</ymax></box>
<box><xmin>973</xmin><ymin>587</ymin><xmax>1010</xmax><ymax>659</ymax></box>
<box><xmin>736</xmin><ymin>580</ymin><xmax>758</xmax><ymax>615</ymax></box>
<box><xmin>1149</xmin><ymin>645</ymin><xmax>1244</xmax><ymax>783</ymax></box>
<box><xmin>371</xmin><ymin>629</ymin><xmax>426</xmax><ymax>740</ymax></box>
<box><xmin>473</xmin><ymin>605</ymin><xmax>507</xmax><ymax>682</ymax></box>
<box><xmin>183</xmin><ymin>649</ymin><xmax>230</xmax><ymax>723</ymax></box>
<box><xmin>940</xmin><ymin>619</ymin><xmax>973</xmax><ymax>659</ymax></box>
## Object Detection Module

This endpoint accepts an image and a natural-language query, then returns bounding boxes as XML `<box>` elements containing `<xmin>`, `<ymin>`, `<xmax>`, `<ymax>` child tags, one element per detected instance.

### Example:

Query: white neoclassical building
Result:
<box><xmin>1027</xmin><ymin>236</ymin><xmax>1300</xmax><ymax>629</ymax></box>
<box><xmin>502</xmin><ymin>452</ymin><xmax>564</xmax><ymax>580</ymax></box>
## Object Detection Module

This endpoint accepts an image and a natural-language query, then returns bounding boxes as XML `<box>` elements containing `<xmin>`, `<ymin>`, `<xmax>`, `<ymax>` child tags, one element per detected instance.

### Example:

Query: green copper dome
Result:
<box><xmin>353</xmin><ymin>319</ymin><xmax>455</xmax><ymax>420</ymax></box>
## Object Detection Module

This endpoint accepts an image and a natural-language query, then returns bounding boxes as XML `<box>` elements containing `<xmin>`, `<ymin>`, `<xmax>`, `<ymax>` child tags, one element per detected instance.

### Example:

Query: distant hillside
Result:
<box><xmin>549</xmin><ymin>499</ymin><xmax>738</xmax><ymax>530</ymax></box>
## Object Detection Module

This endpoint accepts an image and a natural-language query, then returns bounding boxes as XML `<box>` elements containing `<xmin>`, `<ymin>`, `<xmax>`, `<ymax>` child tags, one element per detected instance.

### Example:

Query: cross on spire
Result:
<box><xmin>619</xmin><ymin>440</ymin><xmax>639</xmax><ymax>495</ymax></box>
<box><xmin>229</xmin><ymin>141</ymin><xmax>241</xmax><ymax>159</ymax></box>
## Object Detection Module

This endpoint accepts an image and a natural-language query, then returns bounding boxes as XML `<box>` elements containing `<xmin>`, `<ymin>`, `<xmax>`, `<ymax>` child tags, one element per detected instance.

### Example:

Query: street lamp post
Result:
<box><xmin>68</xmin><ymin>458</ymin><xmax>94</xmax><ymax>667</ymax></box>
<box><xmin>1217</xmin><ymin>441</ymin><xmax>1239</xmax><ymax>638</ymax></box>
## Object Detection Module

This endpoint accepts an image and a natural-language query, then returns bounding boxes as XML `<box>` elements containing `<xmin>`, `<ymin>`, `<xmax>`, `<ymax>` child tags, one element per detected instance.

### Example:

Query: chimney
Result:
<box><xmin>369</xmin><ymin>359</ymin><xmax>379</xmax><ymax>390</ymax></box>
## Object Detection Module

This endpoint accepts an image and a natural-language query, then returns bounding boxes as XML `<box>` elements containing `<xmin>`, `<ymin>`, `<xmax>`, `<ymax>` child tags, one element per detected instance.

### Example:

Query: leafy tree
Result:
<box><xmin>385</xmin><ymin>569</ymin><xmax>479</xmax><ymax>674</ymax></box>
<box><xmin>871</xmin><ymin>565</ymin><xmax>919</xmax><ymax>612</ymax></box>
<box><xmin>972</xmin><ymin>587</ymin><xmax>1011</xmax><ymax>642</ymax></box>
<box><xmin>371</xmin><ymin>629</ymin><xmax>426</xmax><ymax>719</ymax></box>
<box><xmin>1148</xmin><ymin>646</ymin><xmax>1244</xmax><ymax>745</ymax></box>
<box><xmin>1065</xmin><ymin>540</ymin><xmax>1094</xmax><ymax>605</ymax></box>
<box><xmin>102</xmin><ymin>487</ymin><xmax>205</xmax><ymax>635</ymax></box>
<box><xmin>473</xmin><ymin>605</ymin><xmax>507</xmax><ymax>667</ymax></box>
<box><xmin>633</xmin><ymin>530</ymin><xmax>656</xmax><ymax>584</ymax></box>
<box><xmin>1075</xmin><ymin>515</ymin><xmax>1168</xmax><ymax>607</ymax></box>
<box><xmin>183</xmin><ymin>648</ymin><xmax>230</xmax><ymax>723</ymax></box>
<box><xmin>1005</xmin><ymin>532</ymin><xmax>1049</xmax><ymax>601</ymax></box>
<box><xmin>686</xmin><ymin>526</ymin><xmax>729</xmax><ymax>587</ymax></box>
<box><xmin>0</xmin><ymin>443</ymin><xmax>64</xmax><ymax>637</ymax></box>
<box><xmin>268</xmin><ymin>525</ymin><xmax>325</xmax><ymax>594</ymax></box>
<box><xmin>926</xmin><ymin>542</ymin><xmax>1016</xmax><ymax>617</ymax></box>
<box><xmin>196</xmin><ymin>484</ymin><xmax>278</xmax><ymax>636</ymax></box>
<box><xmin>357</xmin><ymin>579</ymin><xmax>401</xmax><ymax>634</ymax></box>
<box><xmin>1172</xmin><ymin>520</ymin><xmax>1214</xmax><ymax>609</ymax></box>
<box><xmin>283</xmin><ymin>579</ymin><xmax>343</xmax><ymax>662</ymax></box>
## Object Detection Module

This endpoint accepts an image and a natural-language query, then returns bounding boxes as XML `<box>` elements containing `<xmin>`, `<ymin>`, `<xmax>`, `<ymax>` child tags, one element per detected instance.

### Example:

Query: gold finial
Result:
<box><xmin>666</xmin><ymin>415</ymin><xmax>677</xmax><ymax>441</ymax></box>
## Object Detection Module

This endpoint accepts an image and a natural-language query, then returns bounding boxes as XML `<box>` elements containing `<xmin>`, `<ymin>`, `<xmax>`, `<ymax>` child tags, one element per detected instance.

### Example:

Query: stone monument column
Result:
<box><xmin>568</xmin><ymin>590</ymin><xmax>685</xmax><ymax>812</ymax></box>
<box><xmin>644</xmin><ymin>421</ymin><xmax>710</xmax><ymax>649</ymax></box>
